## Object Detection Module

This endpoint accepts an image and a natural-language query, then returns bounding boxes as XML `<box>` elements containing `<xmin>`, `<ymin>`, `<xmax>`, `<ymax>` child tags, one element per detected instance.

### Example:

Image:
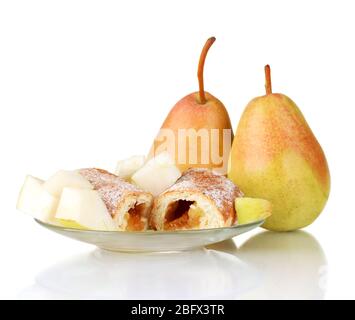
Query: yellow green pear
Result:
<box><xmin>228</xmin><ymin>65</ymin><xmax>330</xmax><ymax>231</ymax></box>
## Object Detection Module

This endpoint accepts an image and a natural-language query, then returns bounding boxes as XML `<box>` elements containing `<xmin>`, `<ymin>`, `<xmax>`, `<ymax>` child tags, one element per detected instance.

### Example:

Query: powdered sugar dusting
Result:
<box><xmin>78</xmin><ymin>168</ymin><xmax>146</xmax><ymax>215</ymax></box>
<box><xmin>165</xmin><ymin>168</ymin><xmax>243</xmax><ymax>219</ymax></box>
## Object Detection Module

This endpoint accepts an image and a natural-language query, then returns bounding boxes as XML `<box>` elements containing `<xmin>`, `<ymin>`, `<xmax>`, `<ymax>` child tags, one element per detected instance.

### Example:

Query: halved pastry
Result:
<box><xmin>78</xmin><ymin>168</ymin><xmax>153</xmax><ymax>231</ymax></box>
<box><xmin>150</xmin><ymin>168</ymin><xmax>243</xmax><ymax>230</ymax></box>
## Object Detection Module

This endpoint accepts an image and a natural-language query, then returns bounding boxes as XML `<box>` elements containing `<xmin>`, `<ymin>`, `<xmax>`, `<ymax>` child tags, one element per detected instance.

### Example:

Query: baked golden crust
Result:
<box><xmin>150</xmin><ymin>168</ymin><xmax>243</xmax><ymax>230</ymax></box>
<box><xmin>79</xmin><ymin>168</ymin><xmax>153</xmax><ymax>231</ymax></box>
<box><xmin>167</xmin><ymin>168</ymin><xmax>243</xmax><ymax>221</ymax></box>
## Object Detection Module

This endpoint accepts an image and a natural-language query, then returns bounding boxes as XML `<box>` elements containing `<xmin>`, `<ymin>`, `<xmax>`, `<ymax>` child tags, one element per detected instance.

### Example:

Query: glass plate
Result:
<box><xmin>35</xmin><ymin>219</ymin><xmax>264</xmax><ymax>252</ymax></box>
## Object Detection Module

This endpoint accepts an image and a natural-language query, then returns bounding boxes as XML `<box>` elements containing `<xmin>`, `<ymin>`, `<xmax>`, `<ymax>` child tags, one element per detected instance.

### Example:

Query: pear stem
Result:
<box><xmin>197</xmin><ymin>37</ymin><xmax>216</xmax><ymax>104</ymax></box>
<box><xmin>264</xmin><ymin>64</ymin><xmax>272</xmax><ymax>95</ymax></box>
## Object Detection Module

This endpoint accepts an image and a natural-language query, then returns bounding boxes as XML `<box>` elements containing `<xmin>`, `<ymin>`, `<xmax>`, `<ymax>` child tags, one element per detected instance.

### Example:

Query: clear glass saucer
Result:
<box><xmin>35</xmin><ymin>219</ymin><xmax>264</xmax><ymax>252</ymax></box>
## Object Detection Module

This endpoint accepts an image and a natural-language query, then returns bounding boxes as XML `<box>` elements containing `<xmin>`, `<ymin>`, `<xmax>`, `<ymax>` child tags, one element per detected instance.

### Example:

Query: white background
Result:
<box><xmin>0</xmin><ymin>0</ymin><xmax>354</xmax><ymax>299</ymax></box>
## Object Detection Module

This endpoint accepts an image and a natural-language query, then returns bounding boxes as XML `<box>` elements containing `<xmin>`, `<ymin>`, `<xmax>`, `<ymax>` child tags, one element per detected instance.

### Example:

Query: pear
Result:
<box><xmin>17</xmin><ymin>175</ymin><xmax>59</xmax><ymax>223</ymax></box>
<box><xmin>235</xmin><ymin>197</ymin><xmax>272</xmax><ymax>225</ymax></box>
<box><xmin>55</xmin><ymin>187</ymin><xmax>116</xmax><ymax>231</ymax></box>
<box><xmin>115</xmin><ymin>155</ymin><xmax>146</xmax><ymax>180</ymax></box>
<box><xmin>228</xmin><ymin>65</ymin><xmax>330</xmax><ymax>231</ymax></box>
<box><xmin>149</xmin><ymin>37</ymin><xmax>233</xmax><ymax>174</ymax></box>
<box><xmin>131</xmin><ymin>152</ymin><xmax>181</xmax><ymax>196</ymax></box>
<box><xmin>43</xmin><ymin>170</ymin><xmax>93</xmax><ymax>197</ymax></box>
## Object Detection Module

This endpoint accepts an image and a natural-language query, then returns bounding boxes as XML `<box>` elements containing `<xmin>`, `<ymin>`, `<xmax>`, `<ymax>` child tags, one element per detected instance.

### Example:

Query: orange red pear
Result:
<box><xmin>149</xmin><ymin>37</ymin><xmax>233</xmax><ymax>174</ymax></box>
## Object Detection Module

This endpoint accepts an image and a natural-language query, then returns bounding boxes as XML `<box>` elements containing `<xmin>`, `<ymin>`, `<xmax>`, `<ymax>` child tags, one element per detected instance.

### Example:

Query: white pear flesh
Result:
<box><xmin>17</xmin><ymin>175</ymin><xmax>59</xmax><ymax>223</ymax></box>
<box><xmin>55</xmin><ymin>187</ymin><xmax>116</xmax><ymax>231</ymax></box>
<box><xmin>115</xmin><ymin>155</ymin><xmax>146</xmax><ymax>179</ymax></box>
<box><xmin>43</xmin><ymin>170</ymin><xmax>93</xmax><ymax>197</ymax></box>
<box><xmin>131</xmin><ymin>152</ymin><xmax>181</xmax><ymax>196</ymax></box>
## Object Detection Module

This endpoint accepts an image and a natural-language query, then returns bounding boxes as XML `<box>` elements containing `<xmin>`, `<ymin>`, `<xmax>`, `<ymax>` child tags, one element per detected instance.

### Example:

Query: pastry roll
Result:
<box><xmin>79</xmin><ymin>168</ymin><xmax>153</xmax><ymax>231</ymax></box>
<box><xmin>150</xmin><ymin>168</ymin><xmax>243</xmax><ymax>230</ymax></box>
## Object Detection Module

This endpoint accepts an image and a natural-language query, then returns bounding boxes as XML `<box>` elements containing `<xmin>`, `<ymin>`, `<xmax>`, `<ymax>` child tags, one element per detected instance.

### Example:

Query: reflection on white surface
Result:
<box><xmin>18</xmin><ymin>230</ymin><xmax>327</xmax><ymax>299</ymax></box>
<box><xmin>236</xmin><ymin>230</ymin><xmax>327</xmax><ymax>299</ymax></box>
<box><xmin>18</xmin><ymin>246</ymin><xmax>259</xmax><ymax>299</ymax></box>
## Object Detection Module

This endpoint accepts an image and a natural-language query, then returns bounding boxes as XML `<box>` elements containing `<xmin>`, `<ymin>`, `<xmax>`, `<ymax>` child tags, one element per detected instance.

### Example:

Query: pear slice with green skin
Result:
<box><xmin>57</xmin><ymin>219</ymin><xmax>88</xmax><ymax>230</ymax></box>
<box><xmin>235</xmin><ymin>197</ymin><xmax>272</xmax><ymax>225</ymax></box>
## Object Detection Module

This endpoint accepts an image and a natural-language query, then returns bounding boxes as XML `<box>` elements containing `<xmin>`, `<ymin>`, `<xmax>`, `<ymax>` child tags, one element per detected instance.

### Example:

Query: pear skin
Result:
<box><xmin>235</xmin><ymin>197</ymin><xmax>272</xmax><ymax>225</ymax></box>
<box><xmin>149</xmin><ymin>37</ymin><xmax>233</xmax><ymax>174</ymax></box>
<box><xmin>228</xmin><ymin>65</ymin><xmax>330</xmax><ymax>231</ymax></box>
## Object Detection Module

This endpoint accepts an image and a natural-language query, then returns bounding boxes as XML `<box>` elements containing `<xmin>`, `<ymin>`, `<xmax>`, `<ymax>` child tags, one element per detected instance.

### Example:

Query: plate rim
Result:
<box><xmin>35</xmin><ymin>218</ymin><xmax>265</xmax><ymax>236</ymax></box>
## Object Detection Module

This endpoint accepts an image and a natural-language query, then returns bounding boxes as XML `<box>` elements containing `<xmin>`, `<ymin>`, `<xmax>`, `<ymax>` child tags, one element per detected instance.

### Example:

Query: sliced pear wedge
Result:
<box><xmin>43</xmin><ymin>170</ymin><xmax>93</xmax><ymax>197</ymax></box>
<box><xmin>115</xmin><ymin>155</ymin><xmax>146</xmax><ymax>180</ymax></box>
<box><xmin>57</xmin><ymin>219</ymin><xmax>88</xmax><ymax>230</ymax></box>
<box><xmin>55</xmin><ymin>188</ymin><xmax>116</xmax><ymax>231</ymax></box>
<box><xmin>17</xmin><ymin>175</ymin><xmax>59</xmax><ymax>223</ymax></box>
<box><xmin>131</xmin><ymin>152</ymin><xmax>181</xmax><ymax>196</ymax></box>
<box><xmin>235</xmin><ymin>197</ymin><xmax>272</xmax><ymax>225</ymax></box>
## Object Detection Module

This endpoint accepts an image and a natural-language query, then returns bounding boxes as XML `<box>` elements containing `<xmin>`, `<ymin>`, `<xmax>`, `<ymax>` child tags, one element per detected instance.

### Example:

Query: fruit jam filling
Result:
<box><xmin>164</xmin><ymin>200</ymin><xmax>201</xmax><ymax>230</ymax></box>
<box><xmin>126</xmin><ymin>203</ymin><xmax>146</xmax><ymax>231</ymax></box>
